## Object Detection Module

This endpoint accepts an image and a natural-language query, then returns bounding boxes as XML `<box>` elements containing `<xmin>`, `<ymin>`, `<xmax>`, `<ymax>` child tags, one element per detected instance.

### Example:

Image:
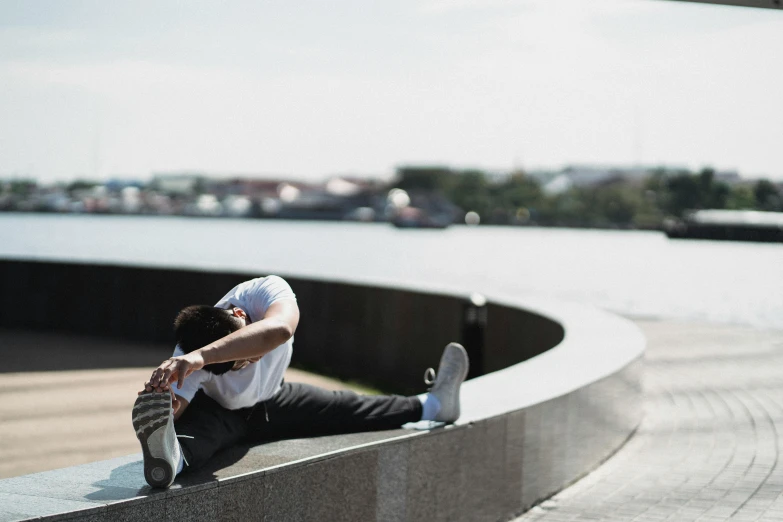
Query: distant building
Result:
<box><xmin>542</xmin><ymin>166</ymin><xmax>635</xmax><ymax>195</ymax></box>
<box><xmin>150</xmin><ymin>173</ymin><xmax>204</xmax><ymax>195</ymax></box>
<box><xmin>714</xmin><ymin>170</ymin><xmax>741</xmax><ymax>184</ymax></box>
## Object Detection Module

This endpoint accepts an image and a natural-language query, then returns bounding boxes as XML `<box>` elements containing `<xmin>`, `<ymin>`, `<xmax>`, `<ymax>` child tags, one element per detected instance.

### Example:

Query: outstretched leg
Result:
<box><xmin>250</xmin><ymin>342</ymin><xmax>470</xmax><ymax>440</ymax></box>
<box><xmin>133</xmin><ymin>390</ymin><xmax>250</xmax><ymax>487</ymax></box>
<box><xmin>173</xmin><ymin>391</ymin><xmax>250</xmax><ymax>473</ymax></box>
<box><xmin>251</xmin><ymin>382</ymin><xmax>421</xmax><ymax>440</ymax></box>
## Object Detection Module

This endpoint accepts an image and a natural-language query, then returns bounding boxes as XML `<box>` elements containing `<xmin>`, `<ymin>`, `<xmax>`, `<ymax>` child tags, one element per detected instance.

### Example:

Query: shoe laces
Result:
<box><xmin>176</xmin><ymin>435</ymin><xmax>194</xmax><ymax>467</ymax></box>
<box><xmin>423</xmin><ymin>367</ymin><xmax>436</xmax><ymax>388</ymax></box>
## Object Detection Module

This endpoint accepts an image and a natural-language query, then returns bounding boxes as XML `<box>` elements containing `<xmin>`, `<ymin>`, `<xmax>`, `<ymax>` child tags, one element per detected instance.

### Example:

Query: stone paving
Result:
<box><xmin>516</xmin><ymin>319</ymin><xmax>783</xmax><ymax>522</ymax></box>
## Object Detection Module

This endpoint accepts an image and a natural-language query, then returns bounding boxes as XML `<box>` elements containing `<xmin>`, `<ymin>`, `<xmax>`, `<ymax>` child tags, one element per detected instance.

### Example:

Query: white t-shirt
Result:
<box><xmin>172</xmin><ymin>275</ymin><xmax>296</xmax><ymax>410</ymax></box>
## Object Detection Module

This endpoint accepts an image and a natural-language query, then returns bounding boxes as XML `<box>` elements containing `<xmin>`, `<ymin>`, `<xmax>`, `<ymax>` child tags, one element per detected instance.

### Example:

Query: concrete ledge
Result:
<box><xmin>0</xmin><ymin>260</ymin><xmax>644</xmax><ymax>522</ymax></box>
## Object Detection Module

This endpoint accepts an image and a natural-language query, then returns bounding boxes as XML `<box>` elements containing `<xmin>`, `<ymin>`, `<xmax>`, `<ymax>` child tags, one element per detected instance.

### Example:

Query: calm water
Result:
<box><xmin>2</xmin><ymin>214</ymin><xmax>782</xmax><ymax>330</ymax></box>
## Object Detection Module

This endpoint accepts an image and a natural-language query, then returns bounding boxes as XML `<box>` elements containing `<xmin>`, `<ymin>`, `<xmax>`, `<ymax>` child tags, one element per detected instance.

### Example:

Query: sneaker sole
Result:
<box><xmin>132</xmin><ymin>392</ymin><xmax>175</xmax><ymax>488</ymax></box>
<box><xmin>435</xmin><ymin>342</ymin><xmax>470</xmax><ymax>422</ymax></box>
<box><xmin>446</xmin><ymin>342</ymin><xmax>470</xmax><ymax>380</ymax></box>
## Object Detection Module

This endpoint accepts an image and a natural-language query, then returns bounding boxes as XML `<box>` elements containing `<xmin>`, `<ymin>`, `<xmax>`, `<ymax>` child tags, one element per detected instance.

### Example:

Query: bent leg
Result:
<box><xmin>174</xmin><ymin>391</ymin><xmax>249</xmax><ymax>472</ymax></box>
<box><xmin>252</xmin><ymin>383</ymin><xmax>422</xmax><ymax>440</ymax></box>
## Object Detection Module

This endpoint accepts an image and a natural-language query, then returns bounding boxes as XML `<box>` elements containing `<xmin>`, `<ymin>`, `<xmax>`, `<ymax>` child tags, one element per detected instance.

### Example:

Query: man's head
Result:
<box><xmin>173</xmin><ymin>305</ymin><xmax>248</xmax><ymax>374</ymax></box>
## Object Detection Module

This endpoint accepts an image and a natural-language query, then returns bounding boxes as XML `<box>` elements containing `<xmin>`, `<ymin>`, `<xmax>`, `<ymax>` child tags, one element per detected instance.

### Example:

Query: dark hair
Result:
<box><xmin>174</xmin><ymin>305</ymin><xmax>243</xmax><ymax>375</ymax></box>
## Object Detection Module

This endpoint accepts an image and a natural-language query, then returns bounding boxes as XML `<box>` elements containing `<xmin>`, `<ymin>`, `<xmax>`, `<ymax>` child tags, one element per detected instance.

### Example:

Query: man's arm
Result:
<box><xmin>200</xmin><ymin>299</ymin><xmax>299</xmax><ymax>366</ymax></box>
<box><xmin>149</xmin><ymin>299</ymin><xmax>300</xmax><ymax>390</ymax></box>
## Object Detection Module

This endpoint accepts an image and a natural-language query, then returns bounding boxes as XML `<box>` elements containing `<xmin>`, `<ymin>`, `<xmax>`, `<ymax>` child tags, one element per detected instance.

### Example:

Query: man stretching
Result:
<box><xmin>132</xmin><ymin>275</ymin><xmax>469</xmax><ymax>488</ymax></box>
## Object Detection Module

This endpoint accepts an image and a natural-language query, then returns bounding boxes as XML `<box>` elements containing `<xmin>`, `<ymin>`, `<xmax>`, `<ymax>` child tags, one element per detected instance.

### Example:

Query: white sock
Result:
<box><xmin>176</xmin><ymin>442</ymin><xmax>185</xmax><ymax>474</ymax></box>
<box><xmin>418</xmin><ymin>393</ymin><xmax>441</xmax><ymax>421</ymax></box>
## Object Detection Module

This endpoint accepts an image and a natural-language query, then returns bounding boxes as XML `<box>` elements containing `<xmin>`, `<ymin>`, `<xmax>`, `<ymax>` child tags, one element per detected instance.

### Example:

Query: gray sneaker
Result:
<box><xmin>132</xmin><ymin>391</ymin><xmax>180</xmax><ymax>488</ymax></box>
<box><xmin>425</xmin><ymin>342</ymin><xmax>470</xmax><ymax>423</ymax></box>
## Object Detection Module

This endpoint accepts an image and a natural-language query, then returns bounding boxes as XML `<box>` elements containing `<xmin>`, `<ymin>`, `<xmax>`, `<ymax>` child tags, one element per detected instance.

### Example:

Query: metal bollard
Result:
<box><xmin>461</xmin><ymin>293</ymin><xmax>487</xmax><ymax>379</ymax></box>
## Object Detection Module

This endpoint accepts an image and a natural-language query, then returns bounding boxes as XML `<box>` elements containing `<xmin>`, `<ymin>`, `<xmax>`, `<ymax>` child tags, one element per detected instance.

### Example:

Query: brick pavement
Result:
<box><xmin>515</xmin><ymin>319</ymin><xmax>783</xmax><ymax>522</ymax></box>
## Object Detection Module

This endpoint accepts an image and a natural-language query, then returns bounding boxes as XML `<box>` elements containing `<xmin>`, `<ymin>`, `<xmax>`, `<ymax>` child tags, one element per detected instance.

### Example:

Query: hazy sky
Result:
<box><xmin>1</xmin><ymin>0</ymin><xmax>782</xmax><ymax>183</ymax></box>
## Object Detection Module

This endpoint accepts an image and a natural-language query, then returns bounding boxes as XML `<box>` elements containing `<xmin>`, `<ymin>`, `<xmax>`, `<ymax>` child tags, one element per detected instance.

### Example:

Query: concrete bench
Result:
<box><xmin>0</xmin><ymin>262</ymin><xmax>644</xmax><ymax>522</ymax></box>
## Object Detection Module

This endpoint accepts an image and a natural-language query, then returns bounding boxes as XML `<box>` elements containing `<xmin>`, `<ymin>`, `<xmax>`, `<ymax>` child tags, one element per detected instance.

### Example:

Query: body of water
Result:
<box><xmin>1</xmin><ymin>214</ymin><xmax>782</xmax><ymax>330</ymax></box>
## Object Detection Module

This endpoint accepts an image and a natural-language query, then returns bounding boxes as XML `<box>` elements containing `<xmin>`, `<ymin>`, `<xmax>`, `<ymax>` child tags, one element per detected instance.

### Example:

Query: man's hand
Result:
<box><xmin>136</xmin><ymin>387</ymin><xmax>188</xmax><ymax>421</ymax></box>
<box><xmin>146</xmin><ymin>351</ymin><xmax>206</xmax><ymax>391</ymax></box>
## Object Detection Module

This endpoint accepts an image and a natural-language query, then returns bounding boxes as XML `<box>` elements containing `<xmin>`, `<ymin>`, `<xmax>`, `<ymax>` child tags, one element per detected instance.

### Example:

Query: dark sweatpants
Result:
<box><xmin>174</xmin><ymin>382</ymin><xmax>422</xmax><ymax>471</ymax></box>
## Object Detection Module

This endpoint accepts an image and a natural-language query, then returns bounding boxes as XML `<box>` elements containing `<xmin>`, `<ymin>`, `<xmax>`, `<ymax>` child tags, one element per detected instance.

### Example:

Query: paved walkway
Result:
<box><xmin>0</xmin><ymin>329</ymin><xmax>366</xmax><ymax>479</ymax></box>
<box><xmin>517</xmin><ymin>319</ymin><xmax>783</xmax><ymax>522</ymax></box>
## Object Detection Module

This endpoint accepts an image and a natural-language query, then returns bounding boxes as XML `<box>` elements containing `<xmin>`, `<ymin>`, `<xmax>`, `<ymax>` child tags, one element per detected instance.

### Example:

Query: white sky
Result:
<box><xmin>1</xmin><ymin>0</ymin><xmax>782</xmax><ymax>183</ymax></box>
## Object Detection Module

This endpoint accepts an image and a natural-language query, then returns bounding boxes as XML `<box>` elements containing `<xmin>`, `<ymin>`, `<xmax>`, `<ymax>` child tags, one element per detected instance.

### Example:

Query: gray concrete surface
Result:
<box><xmin>516</xmin><ymin>319</ymin><xmax>783</xmax><ymax>522</ymax></box>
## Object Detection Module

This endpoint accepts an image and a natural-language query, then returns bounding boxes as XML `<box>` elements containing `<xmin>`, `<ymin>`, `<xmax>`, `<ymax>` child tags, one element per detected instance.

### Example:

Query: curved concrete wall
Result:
<box><xmin>0</xmin><ymin>260</ymin><xmax>563</xmax><ymax>394</ymax></box>
<box><xmin>0</xmin><ymin>259</ymin><xmax>643</xmax><ymax>522</ymax></box>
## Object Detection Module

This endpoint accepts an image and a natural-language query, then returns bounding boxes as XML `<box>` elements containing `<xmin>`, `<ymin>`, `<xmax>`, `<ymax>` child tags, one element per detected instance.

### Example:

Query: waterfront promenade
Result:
<box><xmin>517</xmin><ymin>319</ymin><xmax>783</xmax><ymax>522</ymax></box>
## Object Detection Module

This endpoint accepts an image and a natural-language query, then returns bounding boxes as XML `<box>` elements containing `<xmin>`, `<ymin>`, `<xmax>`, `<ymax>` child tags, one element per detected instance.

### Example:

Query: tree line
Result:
<box><xmin>393</xmin><ymin>166</ymin><xmax>783</xmax><ymax>228</ymax></box>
